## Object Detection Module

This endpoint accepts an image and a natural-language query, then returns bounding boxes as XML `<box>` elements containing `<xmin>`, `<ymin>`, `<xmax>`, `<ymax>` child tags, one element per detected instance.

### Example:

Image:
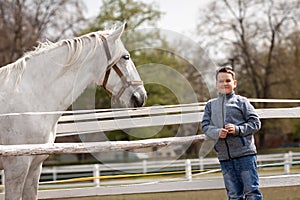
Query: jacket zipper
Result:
<box><xmin>222</xmin><ymin>95</ymin><xmax>232</xmax><ymax>160</ymax></box>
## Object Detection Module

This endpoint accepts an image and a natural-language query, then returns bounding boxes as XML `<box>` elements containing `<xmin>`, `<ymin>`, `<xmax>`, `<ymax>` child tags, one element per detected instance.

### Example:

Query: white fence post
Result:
<box><xmin>142</xmin><ymin>159</ymin><xmax>147</xmax><ymax>174</ymax></box>
<box><xmin>284</xmin><ymin>152</ymin><xmax>291</xmax><ymax>174</ymax></box>
<box><xmin>185</xmin><ymin>159</ymin><xmax>192</xmax><ymax>181</ymax></box>
<box><xmin>199</xmin><ymin>156</ymin><xmax>204</xmax><ymax>171</ymax></box>
<box><xmin>93</xmin><ymin>164</ymin><xmax>100</xmax><ymax>187</ymax></box>
<box><xmin>289</xmin><ymin>151</ymin><xmax>293</xmax><ymax>167</ymax></box>
<box><xmin>52</xmin><ymin>166</ymin><xmax>57</xmax><ymax>181</ymax></box>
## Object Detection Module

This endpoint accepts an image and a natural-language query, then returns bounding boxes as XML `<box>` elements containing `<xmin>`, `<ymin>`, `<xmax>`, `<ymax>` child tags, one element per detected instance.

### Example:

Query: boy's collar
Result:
<box><xmin>218</xmin><ymin>91</ymin><xmax>235</xmax><ymax>98</ymax></box>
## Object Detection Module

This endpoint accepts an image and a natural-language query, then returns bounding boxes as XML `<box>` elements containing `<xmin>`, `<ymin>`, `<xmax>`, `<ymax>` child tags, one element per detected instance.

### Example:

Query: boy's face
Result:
<box><xmin>216</xmin><ymin>72</ymin><xmax>237</xmax><ymax>94</ymax></box>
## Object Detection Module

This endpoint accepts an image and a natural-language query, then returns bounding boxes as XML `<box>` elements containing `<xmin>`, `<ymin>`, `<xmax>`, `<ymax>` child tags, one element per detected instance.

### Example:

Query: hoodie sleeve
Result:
<box><xmin>236</xmin><ymin>98</ymin><xmax>261</xmax><ymax>136</ymax></box>
<box><xmin>201</xmin><ymin>101</ymin><xmax>220</xmax><ymax>140</ymax></box>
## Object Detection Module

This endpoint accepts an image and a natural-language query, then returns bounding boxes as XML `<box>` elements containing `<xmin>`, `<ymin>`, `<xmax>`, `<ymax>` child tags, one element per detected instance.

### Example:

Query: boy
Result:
<box><xmin>201</xmin><ymin>66</ymin><xmax>262</xmax><ymax>199</ymax></box>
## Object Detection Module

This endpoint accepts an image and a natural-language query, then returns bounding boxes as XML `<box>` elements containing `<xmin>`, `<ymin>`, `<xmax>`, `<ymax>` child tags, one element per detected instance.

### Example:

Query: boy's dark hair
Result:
<box><xmin>216</xmin><ymin>66</ymin><xmax>235</xmax><ymax>80</ymax></box>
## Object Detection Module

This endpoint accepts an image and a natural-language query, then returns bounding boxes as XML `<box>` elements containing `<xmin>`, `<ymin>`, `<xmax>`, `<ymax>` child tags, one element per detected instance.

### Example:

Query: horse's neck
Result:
<box><xmin>10</xmin><ymin>39</ymin><xmax>107</xmax><ymax>113</ymax></box>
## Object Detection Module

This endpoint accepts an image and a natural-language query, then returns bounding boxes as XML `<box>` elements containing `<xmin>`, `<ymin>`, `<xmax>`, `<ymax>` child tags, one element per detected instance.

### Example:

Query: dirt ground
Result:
<box><xmin>49</xmin><ymin>186</ymin><xmax>300</xmax><ymax>200</ymax></box>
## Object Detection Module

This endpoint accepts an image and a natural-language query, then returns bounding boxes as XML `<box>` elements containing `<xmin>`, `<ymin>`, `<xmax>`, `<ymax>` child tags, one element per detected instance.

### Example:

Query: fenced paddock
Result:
<box><xmin>0</xmin><ymin>99</ymin><xmax>299</xmax><ymax>199</ymax></box>
<box><xmin>38</xmin><ymin>151</ymin><xmax>300</xmax><ymax>183</ymax></box>
<box><xmin>30</xmin><ymin>151</ymin><xmax>300</xmax><ymax>190</ymax></box>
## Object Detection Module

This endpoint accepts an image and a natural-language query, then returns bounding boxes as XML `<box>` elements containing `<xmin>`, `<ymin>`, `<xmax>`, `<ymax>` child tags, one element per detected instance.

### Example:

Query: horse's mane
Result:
<box><xmin>27</xmin><ymin>29</ymin><xmax>113</xmax><ymax>66</ymax></box>
<box><xmin>26</xmin><ymin>26</ymin><xmax>116</xmax><ymax>58</ymax></box>
<box><xmin>0</xmin><ymin>28</ymin><xmax>115</xmax><ymax>87</ymax></box>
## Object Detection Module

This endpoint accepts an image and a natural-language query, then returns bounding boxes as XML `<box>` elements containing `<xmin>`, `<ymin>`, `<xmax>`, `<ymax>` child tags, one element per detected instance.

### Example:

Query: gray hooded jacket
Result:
<box><xmin>201</xmin><ymin>92</ymin><xmax>261</xmax><ymax>161</ymax></box>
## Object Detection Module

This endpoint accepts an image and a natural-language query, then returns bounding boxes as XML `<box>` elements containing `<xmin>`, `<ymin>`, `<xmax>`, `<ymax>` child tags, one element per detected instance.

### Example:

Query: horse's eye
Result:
<box><xmin>122</xmin><ymin>55</ymin><xmax>130</xmax><ymax>60</ymax></box>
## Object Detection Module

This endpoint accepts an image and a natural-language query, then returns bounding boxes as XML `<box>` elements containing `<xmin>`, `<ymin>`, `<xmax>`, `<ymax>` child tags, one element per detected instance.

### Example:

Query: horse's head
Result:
<box><xmin>97</xmin><ymin>24</ymin><xmax>147</xmax><ymax>108</ymax></box>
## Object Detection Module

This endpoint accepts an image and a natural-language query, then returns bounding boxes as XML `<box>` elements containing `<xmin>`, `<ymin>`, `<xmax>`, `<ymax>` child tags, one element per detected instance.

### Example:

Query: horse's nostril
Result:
<box><xmin>131</xmin><ymin>93</ymin><xmax>141</xmax><ymax>107</ymax></box>
<box><xmin>131</xmin><ymin>91</ymin><xmax>146</xmax><ymax>107</ymax></box>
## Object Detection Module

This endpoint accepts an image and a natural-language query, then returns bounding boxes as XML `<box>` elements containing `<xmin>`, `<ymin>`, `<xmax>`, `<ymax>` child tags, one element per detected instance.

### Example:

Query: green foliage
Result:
<box><xmin>77</xmin><ymin>0</ymin><xmax>209</xmax><ymax>146</ymax></box>
<box><xmin>78</xmin><ymin>0</ymin><xmax>187</xmax><ymax>141</ymax></box>
<box><xmin>82</xmin><ymin>0</ymin><xmax>163</xmax><ymax>33</ymax></box>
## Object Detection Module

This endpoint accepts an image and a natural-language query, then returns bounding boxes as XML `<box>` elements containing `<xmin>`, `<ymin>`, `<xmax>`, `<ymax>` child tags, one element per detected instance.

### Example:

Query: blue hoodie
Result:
<box><xmin>201</xmin><ymin>92</ymin><xmax>261</xmax><ymax>161</ymax></box>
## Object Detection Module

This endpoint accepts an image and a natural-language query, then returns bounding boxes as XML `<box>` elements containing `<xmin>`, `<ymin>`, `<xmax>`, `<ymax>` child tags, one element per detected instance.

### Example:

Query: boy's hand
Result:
<box><xmin>219</xmin><ymin>128</ymin><xmax>228</xmax><ymax>138</ymax></box>
<box><xmin>225</xmin><ymin>124</ymin><xmax>236</xmax><ymax>135</ymax></box>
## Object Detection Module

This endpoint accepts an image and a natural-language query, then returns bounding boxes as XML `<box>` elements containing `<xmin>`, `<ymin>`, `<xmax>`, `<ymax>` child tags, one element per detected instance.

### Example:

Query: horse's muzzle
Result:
<box><xmin>130</xmin><ymin>87</ymin><xmax>147</xmax><ymax>108</ymax></box>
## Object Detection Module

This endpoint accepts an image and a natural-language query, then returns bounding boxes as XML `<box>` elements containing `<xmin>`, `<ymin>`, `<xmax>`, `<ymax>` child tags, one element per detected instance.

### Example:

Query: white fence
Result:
<box><xmin>56</xmin><ymin>100</ymin><xmax>300</xmax><ymax>137</ymax></box>
<box><xmin>0</xmin><ymin>99</ymin><xmax>297</xmax><ymax>156</ymax></box>
<box><xmin>33</xmin><ymin>151</ymin><xmax>300</xmax><ymax>188</ymax></box>
<box><xmin>0</xmin><ymin>99</ymin><xmax>299</xmax><ymax>198</ymax></box>
<box><xmin>0</xmin><ymin>99</ymin><xmax>298</xmax><ymax>157</ymax></box>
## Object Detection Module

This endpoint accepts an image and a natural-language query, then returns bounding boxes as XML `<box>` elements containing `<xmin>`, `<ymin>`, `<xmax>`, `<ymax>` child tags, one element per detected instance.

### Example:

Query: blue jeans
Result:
<box><xmin>220</xmin><ymin>155</ymin><xmax>262</xmax><ymax>200</ymax></box>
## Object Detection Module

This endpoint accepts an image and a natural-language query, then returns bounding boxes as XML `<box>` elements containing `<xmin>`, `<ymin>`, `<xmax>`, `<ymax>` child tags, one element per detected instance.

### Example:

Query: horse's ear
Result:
<box><xmin>109</xmin><ymin>22</ymin><xmax>126</xmax><ymax>41</ymax></box>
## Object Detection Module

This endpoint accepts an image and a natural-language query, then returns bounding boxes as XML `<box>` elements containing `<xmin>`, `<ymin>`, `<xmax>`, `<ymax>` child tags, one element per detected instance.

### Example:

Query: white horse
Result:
<box><xmin>0</xmin><ymin>23</ymin><xmax>146</xmax><ymax>199</ymax></box>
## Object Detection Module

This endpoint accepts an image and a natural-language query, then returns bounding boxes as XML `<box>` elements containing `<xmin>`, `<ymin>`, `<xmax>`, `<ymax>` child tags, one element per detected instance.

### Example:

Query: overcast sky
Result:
<box><xmin>84</xmin><ymin>0</ymin><xmax>208</xmax><ymax>38</ymax></box>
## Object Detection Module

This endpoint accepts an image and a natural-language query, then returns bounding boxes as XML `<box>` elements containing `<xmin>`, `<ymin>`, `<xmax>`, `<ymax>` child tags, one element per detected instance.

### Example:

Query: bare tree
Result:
<box><xmin>196</xmin><ymin>0</ymin><xmax>300</xmax><ymax>148</ymax></box>
<box><xmin>197</xmin><ymin>0</ymin><xmax>299</xmax><ymax>97</ymax></box>
<box><xmin>0</xmin><ymin>0</ymin><xmax>86</xmax><ymax>66</ymax></box>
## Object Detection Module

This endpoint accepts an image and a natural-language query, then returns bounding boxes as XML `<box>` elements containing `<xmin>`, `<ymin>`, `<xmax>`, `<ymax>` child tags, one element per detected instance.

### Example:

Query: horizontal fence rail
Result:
<box><xmin>0</xmin><ymin>135</ymin><xmax>205</xmax><ymax>156</ymax></box>
<box><xmin>56</xmin><ymin>103</ymin><xmax>300</xmax><ymax>137</ymax></box>
<box><xmin>0</xmin><ymin>99</ymin><xmax>299</xmax><ymax>137</ymax></box>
